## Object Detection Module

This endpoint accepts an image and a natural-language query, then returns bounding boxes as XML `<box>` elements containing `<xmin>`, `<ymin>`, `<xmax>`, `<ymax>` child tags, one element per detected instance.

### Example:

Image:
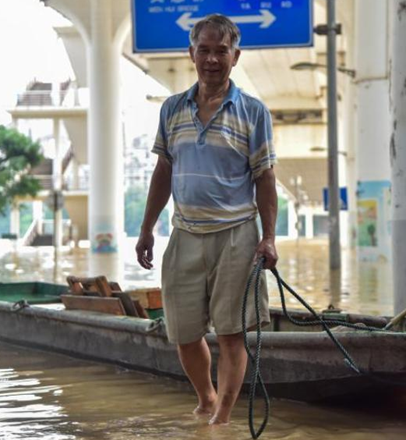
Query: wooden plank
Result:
<box><xmin>126</xmin><ymin>288</ymin><xmax>162</xmax><ymax>309</ymax></box>
<box><xmin>133</xmin><ymin>299</ymin><xmax>149</xmax><ymax>319</ymax></box>
<box><xmin>67</xmin><ymin>276</ymin><xmax>99</xmax><ymax>296</ymax></box>
<box><xmin>95</xmin><ymin>276</ymin><xmax>114</xmax><ymax>297</ymax></box>
<box><xmin>61</xmin><ymin>295</ymin><xmax>126</xmax><ymax>316</ymax></box>
<box><xmin>113</xmin><ymin>292</ymin><xmax>139</xmax><ymax>317</ymax></box>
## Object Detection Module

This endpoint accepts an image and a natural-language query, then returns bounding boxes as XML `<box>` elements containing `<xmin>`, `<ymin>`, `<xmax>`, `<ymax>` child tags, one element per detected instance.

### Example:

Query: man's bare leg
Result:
<box><xmin>178</xmin><ymin>338</ymin><xmax>217</xmax><ymax>415</ymax></box>
<box><xmin>209</xmin><ymin>333</ymin><xmax>247</xmax><ymax>425</ymax></box>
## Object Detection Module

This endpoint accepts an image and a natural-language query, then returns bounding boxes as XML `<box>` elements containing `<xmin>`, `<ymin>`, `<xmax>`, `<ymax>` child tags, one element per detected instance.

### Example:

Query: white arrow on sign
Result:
<box><xmin>176</xmin><ymin>9</ymin><xmax>276</xmax><ymax>32</ymax></box>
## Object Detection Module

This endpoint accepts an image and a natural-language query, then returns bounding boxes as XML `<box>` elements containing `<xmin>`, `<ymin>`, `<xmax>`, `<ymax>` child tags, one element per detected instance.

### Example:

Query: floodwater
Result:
<box><xmin>1</xmin><ymin>341</ymin><xmax>405</xmax><ymax>440</ymax></box>
<box><xmin>0</xmin><ymin>239</ymin><xmax>401</xmax><ymax>439</ymax></box>
<box><xmin>0</xmin><ymin>237</ymin><xmax>394</xmax><ymax>315</ymax></box>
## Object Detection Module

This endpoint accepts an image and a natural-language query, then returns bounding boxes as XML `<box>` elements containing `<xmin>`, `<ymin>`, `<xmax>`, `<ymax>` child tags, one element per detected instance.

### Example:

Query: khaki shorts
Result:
<box><xmin>161</xmin><ymin>219</ymin><xmax>270</xmax><ymax>344</ymax></box>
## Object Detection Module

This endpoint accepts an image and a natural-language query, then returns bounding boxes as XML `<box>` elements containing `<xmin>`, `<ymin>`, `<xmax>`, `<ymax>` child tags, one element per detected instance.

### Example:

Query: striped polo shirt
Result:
<box><xmin>152</xmin><ymin>80</ymin><xmax>276</xmax><ymax>234</ymax></box>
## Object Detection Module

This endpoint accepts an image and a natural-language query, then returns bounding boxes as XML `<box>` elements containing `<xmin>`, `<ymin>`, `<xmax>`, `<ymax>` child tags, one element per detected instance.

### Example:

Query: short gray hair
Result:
<box><xmin>189</xmin><ymin>14</ymin><xmax>241</xmax><ymax>49</ymax></box>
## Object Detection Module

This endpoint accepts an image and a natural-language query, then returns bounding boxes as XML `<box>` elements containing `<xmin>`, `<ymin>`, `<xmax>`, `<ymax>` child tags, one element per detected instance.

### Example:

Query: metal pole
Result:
<box><xmin>327</xmin><ymin>0</ymin><xmax>341</xmax><ymax>270</ymax></box>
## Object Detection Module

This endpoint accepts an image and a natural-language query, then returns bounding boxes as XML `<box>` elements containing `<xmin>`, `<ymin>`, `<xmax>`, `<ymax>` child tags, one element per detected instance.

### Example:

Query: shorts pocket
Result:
<box><xmin>162</xmin><ymin>229</ymin><xmax>178</xmax><ymax>270</ymax></box>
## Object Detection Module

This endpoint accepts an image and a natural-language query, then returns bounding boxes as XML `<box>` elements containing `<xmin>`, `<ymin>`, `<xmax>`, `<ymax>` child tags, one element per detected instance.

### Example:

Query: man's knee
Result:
<box><xmin>178</xmin><ymin>337</ymin><xmax>204</xmax><ymax>353</ymax></box>
<box><xmin>217</xmin><ymin>332</ymin><xmax>244</xmax><ymax>352</ymax></box>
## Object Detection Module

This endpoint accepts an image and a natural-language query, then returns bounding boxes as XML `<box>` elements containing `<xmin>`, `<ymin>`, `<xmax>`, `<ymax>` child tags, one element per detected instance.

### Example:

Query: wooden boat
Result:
<box><xmin>0</xmin><ymin>287</ymin><xmax>405</xmax><ymax>403</ymax></box>
<box><xmin>0</xmin><ymin>281</ymin><xmax>67</xmax><ymax>305</ymax></box>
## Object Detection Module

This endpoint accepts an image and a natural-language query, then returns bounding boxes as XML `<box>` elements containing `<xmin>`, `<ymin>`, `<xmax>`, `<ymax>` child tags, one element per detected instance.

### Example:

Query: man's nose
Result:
<box><xmin>207</xmin><ymin>52</ymin><xmax>218</xmax><ymax>63</ymax></box>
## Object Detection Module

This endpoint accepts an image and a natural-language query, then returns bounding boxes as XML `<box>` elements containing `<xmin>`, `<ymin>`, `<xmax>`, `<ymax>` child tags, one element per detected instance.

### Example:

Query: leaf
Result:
<box><xmin>0</xmin><ymin>125</ymin><xmax>44</xmax><ymax>214</ymax></box>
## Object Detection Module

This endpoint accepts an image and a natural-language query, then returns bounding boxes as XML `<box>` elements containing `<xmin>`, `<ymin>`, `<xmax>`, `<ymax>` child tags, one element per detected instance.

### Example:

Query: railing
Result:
<box><xmin>22</xmin><ymin>219</ymin><xmax>73</xmax><ymax>246</ymax></box>
<box><xmin>22</xmin><ymin>219</ymin><xmax>39</xmax><ymax>246</ymax></box>
<box><xmin>35</xmin><ymin>175</ymin><xmax>54</xmax><ymax>191</ymax></box>
<box><xmin>15</xmin><ymin>88</ymin><xmax>89</xmax><ymax>108</ymax></box>
<box><xmin>42</xmin><ymin>219</ymin><xmax>72</xmax><ymax>236</ymax></box>
<box><xmin>62</xmin><ymin>146</ymin><xmax>74</xmax><ymax>175</ymax></box>
<box><xmin>64</xmin><ymin>174</ymin><xmax>89</xmax><ymax>191</ymax></box>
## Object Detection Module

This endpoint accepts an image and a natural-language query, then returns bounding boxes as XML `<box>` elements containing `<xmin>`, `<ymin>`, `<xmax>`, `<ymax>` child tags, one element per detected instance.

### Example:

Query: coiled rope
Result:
<box><xmin>242</xmin><ymin>259</ymin><xmax>404</xmax><ymax>440</ymax></box>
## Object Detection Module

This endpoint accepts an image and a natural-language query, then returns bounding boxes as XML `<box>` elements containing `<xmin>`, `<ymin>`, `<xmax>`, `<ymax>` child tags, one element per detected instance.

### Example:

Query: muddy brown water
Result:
<box><xmin>1</xmin><ymin>342</ymin><xmax>405</xmax><ymax>440</ymax></box>
<box><xmin>0</xmin><ymin>239</ymin><xmax>402</xmax><ymax>439</ymax></box>
<box><xmin>0</xmin><ymin>238</ymin><xmax>394</xmax><ymax>316</ymax></box>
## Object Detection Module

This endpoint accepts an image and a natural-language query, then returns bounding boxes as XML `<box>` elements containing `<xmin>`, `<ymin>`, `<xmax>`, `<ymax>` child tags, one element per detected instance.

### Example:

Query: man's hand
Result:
<box><xmin>136</xmin><ymin>231</ymin><xmax>155</xmax><ymax>270</ymax></box>
<box><xmin>254</xmin><ymin>237</ymin><xmax>278</xmax><ymax>270</ymax></box>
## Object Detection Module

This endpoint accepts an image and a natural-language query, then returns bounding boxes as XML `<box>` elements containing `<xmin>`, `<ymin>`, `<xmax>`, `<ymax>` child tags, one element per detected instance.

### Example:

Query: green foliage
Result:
<box><xmin>19</xmin><ymin>202</ymin><xmax>33</xmax><ymax>236</ymax></box>
<box><xmin>0</xmin><ymin>204</ymin><xmax>10</xmax><ymax>235</ymax></box>
<box><xmin>0</xmin><ymin>125</ymin><xmax>44</xmax><ymax>215</ymax></box>
<box><xmin>124</xmin><ymin>185</ymin><xmax>169</xmax><ymax>237</ymax></box>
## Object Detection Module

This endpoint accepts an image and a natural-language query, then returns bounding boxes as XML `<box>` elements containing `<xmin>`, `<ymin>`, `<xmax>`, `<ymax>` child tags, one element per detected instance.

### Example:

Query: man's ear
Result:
<box><xmin>233</xmin><ymin>48</ymin><xmax>241</xmax><ymax>67</ymax></box>
<box><xmin>189</xmin><ymin>45</ymin><xmax>196</xmax><ymax>63</ymax></box>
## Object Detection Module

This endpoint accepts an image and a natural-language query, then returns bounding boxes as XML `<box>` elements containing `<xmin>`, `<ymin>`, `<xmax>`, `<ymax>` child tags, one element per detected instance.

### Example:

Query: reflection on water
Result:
<box><xmin>0</xmin><ymin>341</ymin><xmax>405</xmax><ymax>440</ymax></box>
<box><xmin>0</xmin><ymin>238</ymin><xmax>394</xmax><ymax>315</ymax></box>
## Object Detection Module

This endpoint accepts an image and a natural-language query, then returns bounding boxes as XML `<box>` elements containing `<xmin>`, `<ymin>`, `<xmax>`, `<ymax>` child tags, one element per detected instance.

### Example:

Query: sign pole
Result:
<box><xmin>326</xmin><ymin>0</ymin><xmax>341</xmax><ymax>270</ymax></box>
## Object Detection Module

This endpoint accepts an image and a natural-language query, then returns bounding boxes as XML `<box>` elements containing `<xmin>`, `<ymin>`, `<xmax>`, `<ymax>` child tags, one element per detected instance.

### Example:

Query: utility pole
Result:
<box><xmin>326</xmin><ymin>0</ymin><xmax>341</xmax><ymax>270</ymax></box>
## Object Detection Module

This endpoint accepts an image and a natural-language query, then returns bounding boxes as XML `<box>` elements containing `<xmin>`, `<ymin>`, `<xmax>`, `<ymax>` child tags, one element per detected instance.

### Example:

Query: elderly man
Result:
<box><xmin>136</xmin><ymin>14</ymin><xmax>278</xmax><ymax>425</ymax></box>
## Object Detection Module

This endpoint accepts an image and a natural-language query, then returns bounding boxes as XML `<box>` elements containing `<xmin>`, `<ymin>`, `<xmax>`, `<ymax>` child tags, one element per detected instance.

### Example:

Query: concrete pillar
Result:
<box><xmin>287</xmin><ymin>200</ymin><xmax>298</xmax><ymax>239</ymax></box>
<box><xmin>11</xmin><ymin>116</ymin><xmax>19</xmax><ymax>131</ymax></box>
<box><xmin>32</xmin><ymin>201</ymin><xmax>43</xmax><ymax>235</ymax></box>
<box><xmin>341</xmin><ymin>0</ymin><xmax>357</xmax><ymax>249</ymax></box>
<box><xmin>42</xmin><ymin>0</ymin><xmax>130</xmax><ymax>253</ymax></box>
<box><xmin>354</xmin><ymin>0</ymin><xmax>391</xmax><ymax>262</ymax></box>
<box><xmin>304</xmin><ymin>208</ymin><xmax>313</xmax><ymax>239</ymax></box>
<box><xmin>390</xmin><ymin>0</ymin><xmax>406</xmax><ymax>314</ymax></box>
<box><xmin>53</xmin><ymin>118</ymin><xmax>63</xmax><ymax>248</ymax></box>
<box><xmin>88</xmin><ymin>0</ymin><xmax>124</xmax><ymax>253</ymax></box>
<box><xmin>10</xmin><ymin>205</ymin><xmax>20</xmax><ymax>237</ymax></box>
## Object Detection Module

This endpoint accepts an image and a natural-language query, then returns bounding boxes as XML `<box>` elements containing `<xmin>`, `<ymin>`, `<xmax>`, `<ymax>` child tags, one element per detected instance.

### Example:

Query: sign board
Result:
<box><xmin>132</xmin><ymin>0</ymin><xmax>313</xmax><ymax>53</ymax></box>
<box><xmin>323</xmin><ymin>187</ymin><xmax>348</xmax><ymax>212</ymax></box>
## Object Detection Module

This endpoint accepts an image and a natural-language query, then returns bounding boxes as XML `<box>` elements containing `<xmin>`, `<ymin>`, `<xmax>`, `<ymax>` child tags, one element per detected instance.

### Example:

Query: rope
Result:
<box><xmin>12</xmin><ymin>300</ymin><xmax>30</xmax><ymax>312</ymax></box>
<box><xmin>242</xmin><ymin>258</ymin><xmax>269</xmax><ymax>440</ymax></box>
<box><xmin>271</xmin><ymin>268</ymin><xmax>406</xmax><ymax>386</ymax></box>
<box><xmin>242</xmin><ymin>260</ymin><xmax>405</xmax><ymax>440</ymax></box>
<box><xmin>146</xmin><ymin>317</ymin><xmax>165</xmax><ymax>333</ymax></box>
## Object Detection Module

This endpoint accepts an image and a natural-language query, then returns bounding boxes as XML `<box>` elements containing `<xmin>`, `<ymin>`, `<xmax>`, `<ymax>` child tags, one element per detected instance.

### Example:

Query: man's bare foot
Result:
<box><xmin>208</xmin><ymin>415</ymin><xmax>230</xmax><ymax>425</ymax></box>
<box><xmin>193</xmin><ymin>397</ymin><xmax>217</xmax><ymax>416</ymax></box>
<box><xmin>193</xmin><ymin>406</ymin><xmax>213</xmax><ymax>416</ymax></box>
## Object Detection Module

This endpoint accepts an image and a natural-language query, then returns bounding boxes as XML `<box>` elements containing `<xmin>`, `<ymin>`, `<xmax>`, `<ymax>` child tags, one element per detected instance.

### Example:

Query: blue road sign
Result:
<box><xmin>132</xmin><ymin>0</ymin><xmax>313</xmax><ymax>53</ymax></box>
<box><xmin>323</xmin><ymin>187</ymin><xmax>348</xmax><ymax>212</ymax></box>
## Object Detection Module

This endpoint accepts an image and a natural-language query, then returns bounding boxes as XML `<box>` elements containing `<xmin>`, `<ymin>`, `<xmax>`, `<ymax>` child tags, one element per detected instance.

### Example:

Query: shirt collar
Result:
<box><xmin>186</xmin><ymin>80</ymin><xmax>240</xmax><ymax>106</ymax></box>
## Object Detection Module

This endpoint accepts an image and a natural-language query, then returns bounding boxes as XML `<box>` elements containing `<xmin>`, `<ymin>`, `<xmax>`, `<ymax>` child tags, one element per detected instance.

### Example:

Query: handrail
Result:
<box><xmin>21</xmin><ymin>219</ymin><xmax>39</xmax><ymax>246</ymax></box>
<box><xmin>15</xmin><ymin>87</ymin><xmax>86</xmax><ymax>108</ymax></box>
<box><xmin>62</xmin><ymin>147</ymin><xmax>74</xmax><ymax>175</ymax></box>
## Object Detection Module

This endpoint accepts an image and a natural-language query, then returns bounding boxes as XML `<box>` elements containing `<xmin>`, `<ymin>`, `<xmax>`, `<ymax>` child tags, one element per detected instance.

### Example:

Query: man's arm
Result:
<box><xmin>255</xmin><ymin>167</ymin><xmax>278</xmax><ymax>270</ymax></box>
<box><xmin>135</xmin><ymin>156</ymin><xmax>172</xmax><ymax>269</ymax></box>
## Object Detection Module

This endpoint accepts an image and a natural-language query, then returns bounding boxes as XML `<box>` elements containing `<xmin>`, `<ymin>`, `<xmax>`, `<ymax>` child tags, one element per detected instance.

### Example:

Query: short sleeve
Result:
<box><xmin>248</xmin><ymin>106</ymin><xmax>276</xmax><ymax>179</ymax></box>
<box><xmin>151</xmin><ymin>100</ymin><xmax>172</xmax><ymax>162</ymax></box>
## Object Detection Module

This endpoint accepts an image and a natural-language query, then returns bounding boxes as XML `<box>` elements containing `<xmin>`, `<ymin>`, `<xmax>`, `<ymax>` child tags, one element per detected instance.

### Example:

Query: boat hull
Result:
<box><xmin>0</xmin><ymin>301</ymin><xmax>405</xmax><ymax>402</ymax></box>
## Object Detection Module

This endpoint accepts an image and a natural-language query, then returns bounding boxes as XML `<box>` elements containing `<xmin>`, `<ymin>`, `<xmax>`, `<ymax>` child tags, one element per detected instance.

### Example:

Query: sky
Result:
<box><xmin>0</xmin><ymin>0</ymin><xmax>168</xmax><ymax>133</ymax></box>
<box><xmin>0</xmin><ymin>0</ymin><xmax>74</xmax><ymax>124</ymax></box>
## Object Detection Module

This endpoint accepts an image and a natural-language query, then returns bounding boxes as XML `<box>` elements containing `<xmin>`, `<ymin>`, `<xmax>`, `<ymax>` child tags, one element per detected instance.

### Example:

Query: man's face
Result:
<box><xmin>189</xmin><ymin>26</ymin><xmax>240</xmax><ymax>88</ymax></box>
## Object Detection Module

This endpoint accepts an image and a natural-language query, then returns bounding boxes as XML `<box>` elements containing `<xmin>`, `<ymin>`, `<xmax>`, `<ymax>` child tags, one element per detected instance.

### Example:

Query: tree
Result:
<box><xmin>124</xmin><ymin>184</ymin><xmax>170</xmax><ymax>237</ymax></box>
<box><xmin>0</xmin><ymin>125</ymin><xmax>44</xmax><ymax>215</ymax></box>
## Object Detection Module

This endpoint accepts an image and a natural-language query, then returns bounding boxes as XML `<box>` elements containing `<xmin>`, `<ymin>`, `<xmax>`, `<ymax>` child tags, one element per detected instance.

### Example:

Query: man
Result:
<box><xmin>136</xmin><ymin>14</ymin><xmax>278</xmax><ymax>425</ymax></box>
